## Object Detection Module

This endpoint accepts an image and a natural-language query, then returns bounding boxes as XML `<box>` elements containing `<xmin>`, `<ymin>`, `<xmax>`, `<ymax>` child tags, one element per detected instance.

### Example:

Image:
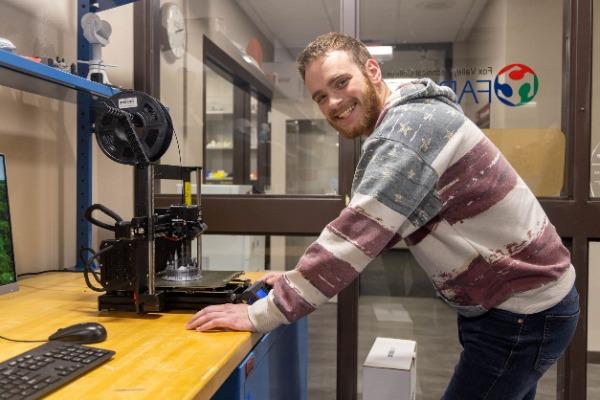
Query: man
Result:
<box><xmin>187</xmin><ymin>33</ymin><xmax>579</xmax><ymax>399</ymax></box>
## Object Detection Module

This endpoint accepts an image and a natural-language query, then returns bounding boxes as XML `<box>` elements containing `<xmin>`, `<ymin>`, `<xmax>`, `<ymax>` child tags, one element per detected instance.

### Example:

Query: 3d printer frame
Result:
<box><xmin>84</xmin><ymin>165</ymin><xmax>251</xmax><ymax>313</ymax></box>
<box><xmin>80</xmin><ymin>90</ymin><xmax>266</xmax><ymax>314</ymax></box>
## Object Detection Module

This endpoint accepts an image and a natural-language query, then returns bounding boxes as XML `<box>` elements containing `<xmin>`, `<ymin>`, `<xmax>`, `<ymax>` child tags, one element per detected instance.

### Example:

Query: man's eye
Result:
<box><xmin>316</xmin><ymin>95</ymin><xmax>326</xmax><ymax>104</ymax></box>
<box><xmin>336</xmin><ymin>78</ymin><xmax>348</xmax><ymax>88</ymax></box>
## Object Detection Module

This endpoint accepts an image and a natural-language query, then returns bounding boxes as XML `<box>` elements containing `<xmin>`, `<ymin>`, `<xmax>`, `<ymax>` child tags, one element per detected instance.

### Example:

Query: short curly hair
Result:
<box><xmin>296</xmin><ymin>32</ymin><xmax>372</xmax><ymax>80</ymax></box>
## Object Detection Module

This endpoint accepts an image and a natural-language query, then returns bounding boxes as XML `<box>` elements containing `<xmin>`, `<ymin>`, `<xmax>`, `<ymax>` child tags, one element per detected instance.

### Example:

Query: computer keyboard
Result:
<box><xmin>0</xmin><ymin>341</ymin><xmax>115</xmax><ymax>400</ymax></box>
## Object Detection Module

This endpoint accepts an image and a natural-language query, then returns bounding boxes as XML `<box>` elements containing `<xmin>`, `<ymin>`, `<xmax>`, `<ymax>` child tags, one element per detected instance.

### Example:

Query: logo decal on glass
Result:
<box><xmin>493</xmin><ymin>64</ymin><xmax>539</xmax><ymax>107</ymax></box>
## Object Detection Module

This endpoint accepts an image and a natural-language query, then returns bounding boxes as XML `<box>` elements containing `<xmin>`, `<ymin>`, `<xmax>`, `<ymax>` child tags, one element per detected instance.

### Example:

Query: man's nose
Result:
<box><xmin>328</xmin><ymin>95</ymin><xmax>343</xmax><ymax>111</ymax></box>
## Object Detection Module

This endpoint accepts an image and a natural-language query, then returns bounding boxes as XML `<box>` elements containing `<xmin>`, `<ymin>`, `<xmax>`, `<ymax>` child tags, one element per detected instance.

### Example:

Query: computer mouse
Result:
<box><xmin>48</xmin><ymin>322</ymin><xmax>107</xmax><ymax>344</ymax></box>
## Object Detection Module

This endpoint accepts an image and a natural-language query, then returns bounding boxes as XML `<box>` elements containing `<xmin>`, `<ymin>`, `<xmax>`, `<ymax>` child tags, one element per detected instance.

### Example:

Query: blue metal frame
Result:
<box><xmin>0</xmin><ymin>50</ymin><xmax>117</xmax><ymax>100</ymax></box>
<box><xmin>77</xmin><ymin>0</ymin><xmax>94</xmax><ymax>269</ymax></box>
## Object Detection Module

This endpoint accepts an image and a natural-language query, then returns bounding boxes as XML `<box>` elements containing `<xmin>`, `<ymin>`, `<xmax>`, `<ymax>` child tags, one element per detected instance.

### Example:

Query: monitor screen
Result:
<box><xmin>0</xmin><ymin>154</ymin><xmax>17</xmax><ymax>295</ymax></box>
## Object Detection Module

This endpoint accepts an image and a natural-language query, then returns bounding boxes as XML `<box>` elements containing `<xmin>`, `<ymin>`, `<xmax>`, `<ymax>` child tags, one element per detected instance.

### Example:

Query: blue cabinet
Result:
<box><xmin>213</xmin><ymin>318</ymin><xmax>308</xmax><ymax>400</ymax></box>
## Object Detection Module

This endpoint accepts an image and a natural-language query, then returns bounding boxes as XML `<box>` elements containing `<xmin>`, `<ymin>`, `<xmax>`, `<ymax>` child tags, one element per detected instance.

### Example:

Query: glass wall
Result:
<box><xmin>361</xmin><ymin>0</ymin><xmax>565</xmax><ymax>198</ymax></box>
<box><xmin>158</xmin><ymin>0</ymin><xmax>340</xmax><ymax>197</ymax></box>
<box><xmin>359</xmin><ymin>1</ymin><xmax>566</xmax><ymax>398</ymax></box>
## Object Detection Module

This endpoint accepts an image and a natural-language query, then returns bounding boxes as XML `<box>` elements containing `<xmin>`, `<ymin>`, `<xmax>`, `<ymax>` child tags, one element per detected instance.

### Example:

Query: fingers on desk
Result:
<box><xmin>186</xmin><ymin>304</ymin><xmax>252</xmax><ymax>332</ymax></box>
<box><xmin>186</xmin><ymin>304</ymin><xmax>224</xmax><ymax>329</ymax></box>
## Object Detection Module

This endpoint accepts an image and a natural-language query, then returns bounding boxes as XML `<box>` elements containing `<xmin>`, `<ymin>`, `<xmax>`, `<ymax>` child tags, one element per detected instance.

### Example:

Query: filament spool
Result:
<box><xmin>94</xmin><ymin>90</ymin><xmax>173</xmax><ymax>165</ymax></box>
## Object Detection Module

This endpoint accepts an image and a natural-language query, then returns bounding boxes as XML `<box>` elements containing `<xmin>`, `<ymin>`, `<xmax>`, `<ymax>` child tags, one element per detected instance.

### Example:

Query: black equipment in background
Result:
<box><xmin>82</xmin><ymin>90</ymin><xmax>265</xmax><ymax>313</ymax></box>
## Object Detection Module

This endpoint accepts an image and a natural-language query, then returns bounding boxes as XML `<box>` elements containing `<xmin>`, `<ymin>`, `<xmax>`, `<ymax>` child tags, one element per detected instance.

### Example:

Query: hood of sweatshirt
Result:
<box><xmin>384</xmin><ymin>78</ymin><xmax>463</xmax><ymax>113</ymax></box>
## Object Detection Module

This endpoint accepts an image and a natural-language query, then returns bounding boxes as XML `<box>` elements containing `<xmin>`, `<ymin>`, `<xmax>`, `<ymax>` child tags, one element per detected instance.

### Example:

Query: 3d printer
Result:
<box><xmin>81</xmin><ymin>90</ymin><xmax>267</xmax><ymax>313</ymax></box>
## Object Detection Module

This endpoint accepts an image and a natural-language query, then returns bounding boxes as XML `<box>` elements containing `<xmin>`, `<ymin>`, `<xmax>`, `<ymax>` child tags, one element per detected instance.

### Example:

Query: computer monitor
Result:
<box><xmin>0</xmin><ymin>154</ymin><xmax>17</xmax><ymax>295</ymax></box>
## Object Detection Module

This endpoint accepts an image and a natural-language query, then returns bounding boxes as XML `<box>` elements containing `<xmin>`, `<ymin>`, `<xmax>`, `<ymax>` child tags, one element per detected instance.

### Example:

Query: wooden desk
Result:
<box><xmin>0</xmin><ymin>272</ymin><xmax>268</xmax><ymax>399</ymax></box>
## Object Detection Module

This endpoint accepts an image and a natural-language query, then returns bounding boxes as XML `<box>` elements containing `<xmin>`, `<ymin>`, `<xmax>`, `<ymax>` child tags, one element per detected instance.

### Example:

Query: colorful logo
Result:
<box><xmin>493</xmin><ymin>64</ymin><xmax>539</xmax><ymax>107</ymax></box>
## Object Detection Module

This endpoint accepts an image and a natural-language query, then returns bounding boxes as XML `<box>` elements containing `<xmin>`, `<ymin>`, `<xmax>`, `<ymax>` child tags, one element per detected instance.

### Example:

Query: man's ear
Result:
<box><xmin>364</xmin><ymin>58</ymin><xmax>382</xmax><ymax>84</ymax></box>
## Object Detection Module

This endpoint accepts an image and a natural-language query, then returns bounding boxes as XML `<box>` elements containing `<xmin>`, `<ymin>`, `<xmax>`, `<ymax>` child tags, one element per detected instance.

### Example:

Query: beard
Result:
<box><xmin>326</xmin><ymin>76</ymin><xmax>381</xmax><ymax>139</ymax></box>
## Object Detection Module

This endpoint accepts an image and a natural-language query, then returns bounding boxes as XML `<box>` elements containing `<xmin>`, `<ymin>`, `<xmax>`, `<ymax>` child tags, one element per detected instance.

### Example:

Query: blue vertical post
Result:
<box><xmin>76</xmin><ymin>0</ymin><xmax>94</xmax><ymax>269</ymax></box>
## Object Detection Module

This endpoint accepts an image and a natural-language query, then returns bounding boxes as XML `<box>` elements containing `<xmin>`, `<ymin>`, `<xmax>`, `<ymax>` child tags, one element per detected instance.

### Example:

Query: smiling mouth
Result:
<box><xmin>335</xmin><ymin>103</ymin><xmax>357</xmax><ymax>119</ymax></box>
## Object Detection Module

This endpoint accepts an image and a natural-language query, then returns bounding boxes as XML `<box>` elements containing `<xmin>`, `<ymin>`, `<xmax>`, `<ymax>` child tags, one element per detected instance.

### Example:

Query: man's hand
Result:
<box><xmin>260</xmin><ymin>271</ymin><xmax>285</xmax><ymax>286</ymax></box>
<box><xmin>186</xmin><ymin>303</ymin><xmax>255</xmax><ymax>332</ymax></box>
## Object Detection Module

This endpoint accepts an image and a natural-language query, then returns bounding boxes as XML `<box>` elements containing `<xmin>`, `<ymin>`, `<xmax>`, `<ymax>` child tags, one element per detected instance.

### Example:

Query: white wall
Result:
<box><xmin>0</xmin><ymin>0</ymin><xmax>133</xmax><ymax>273</ymax></box>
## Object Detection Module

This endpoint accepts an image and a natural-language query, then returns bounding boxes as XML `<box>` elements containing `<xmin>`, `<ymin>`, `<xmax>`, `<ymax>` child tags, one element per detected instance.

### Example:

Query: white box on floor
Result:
<box><xmin>362</xmin><ymin>337</ymin><xmax>417</xmax><ymax>400</ymax></box>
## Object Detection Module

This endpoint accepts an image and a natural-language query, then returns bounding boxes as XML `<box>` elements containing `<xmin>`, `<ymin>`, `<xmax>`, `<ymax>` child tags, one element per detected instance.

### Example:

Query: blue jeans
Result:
<box><xmin>442</xmin><ymin>285</ymin><xmax>579</xmax><ymax>400</ymax></box>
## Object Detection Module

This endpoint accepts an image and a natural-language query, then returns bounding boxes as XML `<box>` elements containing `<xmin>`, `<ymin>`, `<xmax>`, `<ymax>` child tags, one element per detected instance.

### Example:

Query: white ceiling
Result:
<box><xmin>235</xmin><ymin>0</ymin><xmax>488</xmax><ymax>51</ymax></box>
<box><xmin>235</xmin><ymin>0</ymin><xmax>338</xmax><ymax>50</ymax></box>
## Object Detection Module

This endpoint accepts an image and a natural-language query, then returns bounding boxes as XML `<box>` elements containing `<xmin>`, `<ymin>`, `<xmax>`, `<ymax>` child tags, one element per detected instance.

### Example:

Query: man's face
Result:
<box><xmin>305</xmin><ymin>50</ymin><xmax>381</xmax><ymax>139</ymax></box>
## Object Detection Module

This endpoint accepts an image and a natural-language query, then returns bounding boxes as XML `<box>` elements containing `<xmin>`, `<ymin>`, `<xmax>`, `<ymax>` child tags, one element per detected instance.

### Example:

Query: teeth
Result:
<box><xmin>337</xmin><ymin>104</ymin><xmax>355</xmax><ymax>119</ymax></box>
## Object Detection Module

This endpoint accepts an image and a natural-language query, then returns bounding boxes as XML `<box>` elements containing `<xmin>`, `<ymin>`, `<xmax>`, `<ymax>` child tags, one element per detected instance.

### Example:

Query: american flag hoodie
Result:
<box><xmin>248</xmin><ymin>78</ymin><xmax>575</xmax><ymax>332</ymax></box>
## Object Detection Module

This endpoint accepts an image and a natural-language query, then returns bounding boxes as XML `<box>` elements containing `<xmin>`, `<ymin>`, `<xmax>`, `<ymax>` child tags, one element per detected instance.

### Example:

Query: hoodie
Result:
<box><xmin>248</xmin><ymin>78</ymin><xmax>574</xmax><ymax>332</ymax></box>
